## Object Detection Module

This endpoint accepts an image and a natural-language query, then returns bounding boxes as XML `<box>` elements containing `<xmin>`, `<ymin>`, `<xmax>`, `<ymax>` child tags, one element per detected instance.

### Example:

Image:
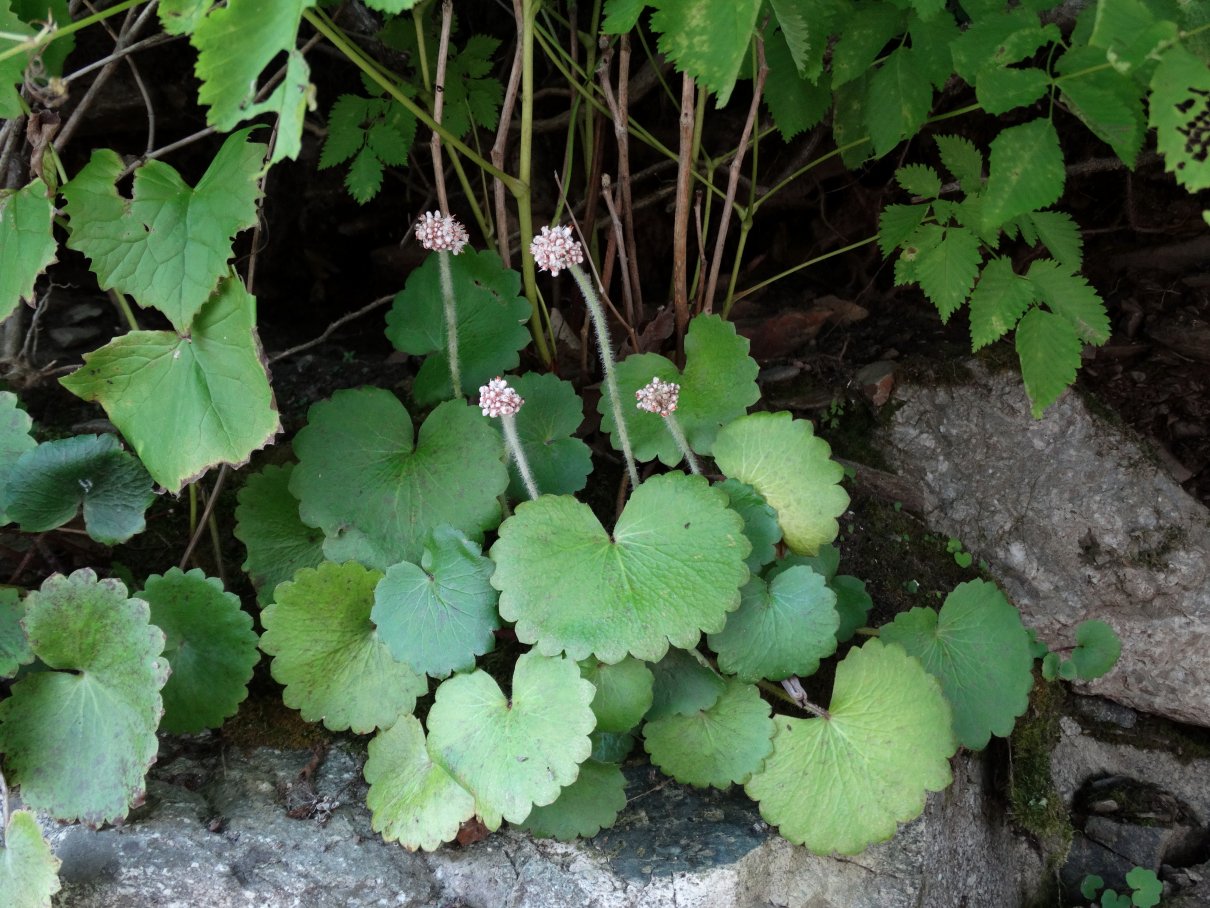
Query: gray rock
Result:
<box><xmin>882</xmin><ymin>362</ymin><xmax>1210</xmax><ymax>727</ymax></box>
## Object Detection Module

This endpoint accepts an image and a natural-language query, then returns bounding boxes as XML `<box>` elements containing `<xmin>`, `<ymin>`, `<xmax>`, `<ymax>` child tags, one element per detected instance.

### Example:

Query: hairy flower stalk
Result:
<box><xmin>636</xmin><ymin>377</ymin><xmax>701</xmax><ymax>475</ymax></box>
<box><xmin>416</xmin><ymin>211</ymin><xmax>470</xmax><ymax>399</ymax></box>
<box><xmin>531</xmin><ymin>225</ymin><xmax>641</xmax><ymax>490</ymax></box>
<box><xmin>478</xmin><ymin>377</ymin><xmax>540</xmax><ymax>500</ymax></box>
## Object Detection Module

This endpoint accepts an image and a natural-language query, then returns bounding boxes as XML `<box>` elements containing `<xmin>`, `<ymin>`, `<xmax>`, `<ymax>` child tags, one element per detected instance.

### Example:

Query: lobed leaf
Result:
<box><xmin>645</xmin><ymin>647</ymin><xmax>726</xmax><ymax>721</ymax></box>
<box><xmin>0</xmin><ymin>810</ymin><xmax>62</xmax><ymax>908</ymax></box>
<box><xmin>0</xmin><ymin>179</ymin><xmax>57</xmax><ymax>323</ymax></box>
<box><xmin>490</xmin><ymin>372</ymin><xmax>591</xmax><ymax>499</ymax></box>
<box><xmin>234</xmin><ymin>463</ymin><xmax>325</xmax><ymax>605</ymax></box>
<box><xmin>519</xmin><ymin>760</ymin><xmax>628</xmax><ymax>841</ymax></box>
<box><xmin>716</xmin><ymin>479</ymin><xmax>782</xmax><ymax>573</ymax></box>
<box><xmin>913</xmin><ymin>225</ymin><xmax>982</xmax><ymax>322</ymax></box>
<box><xmin>580</xmin><ymin>656</ymin><xmax>654</xmax><ymax>733</ymax></box>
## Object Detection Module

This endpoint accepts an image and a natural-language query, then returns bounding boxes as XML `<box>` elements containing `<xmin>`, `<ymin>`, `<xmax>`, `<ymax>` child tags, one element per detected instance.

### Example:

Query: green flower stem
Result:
<box><xmin>568</xmin><ymin>261</ymin><xmax>640</xmax><ymax>490</ymax></box>
<box><xmin>664</xmin><ymin>412</ymin><xmax>701</xmax><ymax>476</ymax></box>
<box><xmin>517</xmin><ymin>0</ymin><xmax>551</xmax><ymax>366</ymax></box>
<box><xmin>501</xmin><ymin>413</ymin><xmax>540</xmax><ymax>500</ymax></box>
<box><xmin>437</xmin><ymin>250</ymin><xmax>462</xmax><ymax>399</ymax></box>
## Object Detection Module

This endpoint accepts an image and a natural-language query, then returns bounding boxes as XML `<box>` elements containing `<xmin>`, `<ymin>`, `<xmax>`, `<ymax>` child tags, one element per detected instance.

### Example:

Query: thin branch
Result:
<box><xmin>268</xmin><ymin>294</ymin><xmax>396</xmax><ymax>365</ymax></box>
<box><xmin>600</xmin><ymin>173</ymin><xmax>636</xmax><ymax>329</ymax></box>
<box><xmin>429</xmin><ymin>0</ymin><xmax>453</xmax><ymax>215</ymax></box>
<box><xmin>61</xmin><ymin>32</ymin><xmax>177</xmax><ymax>84</ymax></box>
<box><xmin>178</xmin><ymin>465</ymin><xmax>229</xmax><ymax>572</ymax></box>
<box><xmin>671</xmin><ymin>73</ymin><xmax>695</xmax><ymax>344</ymax></box>
<box><xmin>597</xmin><ymin>36</ymin><xmax>643</xmax><ymax>319</ymax></box>
<box><xmin>491</xmin><ymin>0</ymin><xmax>524</xmax><ymax>266</ymax></box>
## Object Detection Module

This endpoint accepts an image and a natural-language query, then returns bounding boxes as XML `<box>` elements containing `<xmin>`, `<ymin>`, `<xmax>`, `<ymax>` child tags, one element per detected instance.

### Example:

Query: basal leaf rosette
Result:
<box><xmin>290</xmin><ymin>389</ymin><xmax>507</xmax><ymax>569</ymax></box>
<box><xmin>425</xmin><ymin>651</ymin><xmax>596</xmax><ymax>829</ymax></box>
<box><xmin>519</xmin><ymin>760</ymin><xmax>628</xmax><ymax>841</ymax></box>
<box><xmin>0</xmin><ymin>588</ymin><xmax>30</xmax><ymax>679</ymax></box>
<box><xmin>491</xmin><ymin>372</ymin><xmax>592</xmax><ymax>498</ymax></box>
<box><xmin>260</xmin><ymin>561</ymin><xmax>426</xmax><ymax>733</ymax></box>
<box><xmin>364</xmin><ymin>715</ymin><xmax>476</xmax><ymax>852</ymax></box>
<box><xmin>0</xmin><ymin>810</ymin><xmax>62</xmax><ymax>908</ymax></box>
<box><xmin>882</xmin><ymin>579</ymin><xmax>1033</xmax><ymax>749</ymax></box>
<box><xmin>644</xmin><ymin>678</ymin><xmax>774</xmax><ymax>788</ymax></box>
<box><xmin>713</xmin><ymin>411</ymin><xmax>849</xmax><ymax>555</ymax></box>
<box><xmin>0</xmin><ymin>569</ymin><xmax>169</xmax><ymax>826</ymax></box>
<box><xmin>599</xmin><ymin>314</ymin><xmax>760</xmax><ymax>465</ymax></box>
<box><xmin>745</xmin><ymin>639</ymin><xmax>955</xmax><ymax>854</ymax></box>
<box><xmin>580</xmin><ymin>656</ymin><xmax>654</xmax><ymax>733</ymax></box>
<box><xmin>139</xmin><ymin>568</ymin><xmax>259</xmax><ymax>734</ymax></box>
<box><xmin>234</xmin><ymin>463</ymin><xmax>325</xmax><ymax>604</ymax></box>
<box><xmin>491</xmin><ymin>471</ymin><xmax>750</xmax><ymax>663</ymax></box>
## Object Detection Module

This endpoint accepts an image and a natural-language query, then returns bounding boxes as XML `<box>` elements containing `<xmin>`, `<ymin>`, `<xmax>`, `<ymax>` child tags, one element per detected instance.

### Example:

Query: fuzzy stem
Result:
<box><xmin>501</xmin><ymin>413</ymin><xmax>540</xmax><ymax>500</ymax></box>
<box><xmin>663</xmin><ymin>412</ymin><xmax>701</xmax><ymax>475</ymax></box>
<box><xmin>568</xmin><ymin>261</ymin><xmax>640</xmax><ymax>490</ymax></box>
<box><xmin>437</xmin><ymin>251</ymin><xmax>463</xmax><ymax>399</ymax></box>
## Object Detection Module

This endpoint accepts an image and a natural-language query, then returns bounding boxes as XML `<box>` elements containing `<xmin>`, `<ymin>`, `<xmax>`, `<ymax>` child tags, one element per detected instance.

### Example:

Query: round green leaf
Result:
<box><xmin>0</xmin><ymin>390</ymin><xmax>36</xmax><ymax>524</ymax></box>
<box><xmin>491</xmin><ymin>471</ymin><xmax>750</xmax><ymax>663</ymax></box>
<box><xmin>5</xmin><ymin>434</ymin><xmax>155</xmax><ymax>544</ymax></box>
<box><xmin>643</xmin><ymin>679</ymin><xmax>774</xmax><ymax>788</ymax></box>
<box><xmin>518</xmin><ymin>760</ymin><xmax>627</xmax><ymax>841</ymax></box>
<box><xmin>139</xmin><ymin>568</ymin><xmax>259</xmax><ymax>734</ymax></box>
<box><xmin>1070</xmin><ymin>619</ymin><xmax>1121</xmax><ymax>680</ymax></box>
<box><xmin>425</xmin><ymin>651</ymin><xmax>596</xmax><ymax>830</ymax></box>
<box><xmin>881</xmin><ymin>579</ymin><xmax>1033</xmax><ymax>750</ymax></box>
<box><xmin>0</xmin><ymin>569</ymin><xmax>169</xmax><ymax>826</ymax></box>
<box><xmin>599</xmin><ymin>314</ymin><xmax>760</xmax><ymax>465</ymax></box>
<box><xmin>372</xmin><ymin>525</ymin><xmax>499</xmax><ymax>678</ymax></box>
<box><xmin>385</xmin><ymin>248</ymin><xmax>531</xmax><ymax>406</ymax></box>
<box><xmin>767</xmin><ymin>546</ymin><xmax>841</xmax><ymax>582</ymax></box>
<box><xmin>580</xmin><ymin>656</ymin><xmax>654</xmax><ymax>733</ymax></box>
<box><xmin>290</xmin><ymin>389</ymin><xmax>507</xmax><ymax>570</ymax></box>
<box><xmin>259</xmin><ymin>561</ymin><xmax>427</xmax><ymax>733</ymax></box>
<box><xmin>645</xmin><ymin>647</ymin><xmax>726</xmax><ymax>720</ymax></box>
<box><xmin>717</xmin><ymin>478</ymin><xmax>782</xmax><ymax>572</ymax></box>
<box><xmin>708</xmin><ymin>566</ymin><xmax>839</xmax><ymax>682</ymax></box>
<box><xmin>493</xmin><ymin>372</ymin><xmax>592</xmax><ymax>499</ymax></box>
<box><xmin>591</xmin><ymin>730</ymin><xmax>637</xmax><ymax>763</ymax></box>
<box><xmin>745</xmin><ymin>639</ymin><xmax>956</xmax><ymax>854</ymax></box>
<box><xmin>0</xmin><ymin>588</ymin><xmax>31</xmax><ymax>679</ymax></box>
<box><xmin>713</xmin><ymin>411</ymin><xmax>849</xmax><ymax>555</ymax></box>
<box><xmin>234</xmin><ymin>463</ymin><xmax>326</xmax><ymax>605</ymax></box>
<box><xmin>831</xmin><ymin>574</ymin><xmax>873</xmax><ymax>642</ymax></box>
<box><xmin>364</xmin><ymin>714</ymin><xmax>476</xmax><ymax>852</ymax></box>
<box><xmin>0</xmin><ymin>810</ymin><xmax>62</xmax><ymax>908</ymax></box>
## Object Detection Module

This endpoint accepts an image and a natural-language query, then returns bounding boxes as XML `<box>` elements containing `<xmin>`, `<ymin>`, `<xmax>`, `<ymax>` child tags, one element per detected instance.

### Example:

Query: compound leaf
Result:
<box><xmin>831</xmin><ymin>1</ymin><xmax>904</xmax><ymax>89</ymax></box>
<box><xmin>0</xmin><ymin>810</ymin><xmax>62</xmax><ymax>908</ymax></box>
<box><xmin>645</xmin><ymin>647</ymin><xmax>725</xmax><ymax>720</ymax></box>
<box><xmin>895</xmin><ymin>164</ymin><xmax>941</xmax><ymax>198</ymax></box>
<box><xmin>982</xmin><ymin>119</ymin><xmax>1065</xmax><ymax>233</ymax></box>
<box><xmin>745</xmin><ymin>639</ymin><xmax>955</xmax><ymax>854</ymax></box>
<box><xmin>913</xmin><ymin>225</ymin><xmax>982</xmax><ymax>322</ymax></box>
<box><xmin>1070</xmin><ymin>619</ymin><xmax>1121</xmax><ymax>680</ymax></box>
<box><xmin>580</xmin><ymin>656</ymin><xmax>654</xmax><ymax>733</ymax></box>
<box><xmin>0</xmin><ymin>588</ymin><xmax>30</xmax><ymax>679</ymax></box>
<box><xmin>234</xmin><ymin>463</ymin><xmax>325</xmax><ymax>605</ymax></box>
<box><xmin>1057</xmin><ymin>44</ymin><xmax>1146</xmax><ymax>167</ymax></box>
<box><xmin>0</xmin><ymin>178</ymin><xmax>57</xmax><ymax>323</ymax></box>
<box><xmin>878</xmin><ymin>203</ymin><xmax>929</xmax><ymax>257</ymax></box>
<box><xmin>1024</xmin><ymin>210</ymin><xmax>1083</xmax><ymax>272</ymax></box>
<box><xmin>866</xmin><ymin>47</ymin><xmax>932</xmax><ymax>156</ymax></box>
<box><xmin>935</xmin><ymin>134</ymin><xmax>984</xmax><ymax>192</ymax></box>
<box><xmin>649</xmin><ymin>0</ymin><xmax>763</xmax><ymax>107</ymax></box>
<box><xmin>717</xmin><ymin>478</ymin><xmax>782</xmax><ymax>573</ymax></box>
<box><xmin>969</xmin><ymin>258</ymin><xmax>1035</xmax><ymax>350</ymax></box>
<box><xmin>1090</xmin><ymin>0</ymin><xmax>1177</xmax><ymax>75</ymax></box>
<box><xmin>491</xmin><ymin>372</ymin><xmax>591</xmax><ymax>499</ymax></box>
<box><xmin>0</xmin><ymin>390</ymin><xmax>37</xmax><ymax>524</ymax></box>
<box><xmin>519</xmin><ymin>759</ymin><xmax>628</xmax><ymax>841</ymax></box>
<box><xmin>764</xmin><ymin>28</ymin><xmax>832</xmax><ymax>141</ymax></box>
<box><xmin>1015</xmin><ymin>306</ymin><xmax>1082</xmax><ymax>417</ymax></box>
<box><xmin>0</xmin><ymin>569</ymin><xmax>168</xmax><ymax>826</ymax></box>
<box><xmin>260</xmin><ymin>561</ymin><xmax>427</xmax><ymax>733</ymax></box>
<box><xmin>1150</xmin><ymin>45</ymin><xmax>1210</xmax><ymax>192</ymax></box>
<box><xmin>975</xmin><ymin>64</ymin><xmax>1049</xmax><ymax>115</ymax></box>
<box><xmin>320</xmin><ymin>94</ymin><xmax>416</xmax><ymax>204</ymax></box>
<box><xmin>1026</xmin><ymin>258</ymin><xmax>1110</xmax><ymax>344</ymax></box>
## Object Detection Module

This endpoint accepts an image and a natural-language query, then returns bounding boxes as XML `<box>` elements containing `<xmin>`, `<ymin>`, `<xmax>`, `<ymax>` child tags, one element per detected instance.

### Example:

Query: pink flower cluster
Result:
<box><xmin>636</xmin><ymin>377</ymin><xmax>680</xmax><ymax>417</ymax></box>
<box><xmin>415</xmin><ymin>211</ymin><xmax>469</xmax><ymax>254</ymax></box>
<box><xmin>529</xmin><ymin>224</ymin><xmax>584</xmax><ymax>276</ymax></box>
<box><xmin>478</xmin><ymin>377</ymin><xmax>524</xmax><ymax>418</ymax></box>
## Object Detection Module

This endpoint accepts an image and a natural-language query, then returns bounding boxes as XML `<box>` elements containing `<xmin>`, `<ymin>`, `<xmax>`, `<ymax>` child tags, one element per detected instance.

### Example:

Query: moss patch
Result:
<box><xmin>1008</xmin><ymin>678</ymin><xmax>1073</xmax><ymax>868</ymax></box>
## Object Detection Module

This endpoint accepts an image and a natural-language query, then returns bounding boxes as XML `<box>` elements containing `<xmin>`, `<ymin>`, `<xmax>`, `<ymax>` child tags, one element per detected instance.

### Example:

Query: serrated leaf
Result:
<box><xmin>764</xmin><ymin>29</ymin><xmax>832</xmax><ymax>141</ymax></box>
<box><xmin>831</xmin><ymin>1</ymin><xmax>905</xmax><ymax>90</ymax></box>
<box><xmin>0</xmin><ymin>390</ymin><xmax>36</xmax><ymax>524</ymax></box>
<box><xmin>319</xmin><ymin>94</ymin><xmax>369</xmax><ymax>167</ymax></box>
<box><xmin>0</xmin><ymin>588</ymin><xmax>30</xmax><ymax>679</ymax></box>
<box><xmin>646</xmin><ymin>647</ymin><xmax>726</xmax><ymax>720</ymax></box>
<box><xmin>602</xmin><ymin>0</ymin><xmax>648</xmax><ymax>34</ymax></box>
<box><xmin>1090</xmin><ymin>0</ymin><xmax>1177</xmax><ymax>74</ymax></box>
<box><xmin>62</xmin><ymin>130</ymin><xmax>265</xmax><ymax>332</ymax></box>
<box><xmin>1025</xmin><ymin>210</ymin><xmax>1083</xmax><ymax>271</ymax></box>
<box><xmin>1150</xmin><ymin>45</ymin><xmax>1210</xmax><ymax>192</ymax></box>
<box><xmin>158</xmin><ymin>0</ymin><xmax>211</xmax><ymax>35</ymax></box>
<box><xmin>713</xmin><ymin>411</ymin><xmax>849</xmax><ymax>556</ymax></box>
<box><xmin>519</xmin><ymin>759</ymin><xmax>627</xmax><ymax>841</ymax></box>
<box><xmin>0</xmin><ymin>810</ymin><xmax>62</xmax><ymax>908</ymax></box>
<box><xmin>426</xmin><ymin>651</ymin><xmax>596</xmax><ymax>829</ymax></box>
<box><xmin>950</xmin><ymin>8</ymin><xmax>1040</xmax><ymax>83</ymax></box>
<box><xmin>913</xmin><ymin>225</ymin><xmax>982</xmax><ymax>321</ymax></box>
<box><xmin>364</xmin><ymin>714</ymin><xmax>476</xmax><ymax>852</ymax></box>
<box><xmin>492</xmin><ymin>472</ymin><xmax>750</xmax><ymax>663</ymax></box>
<box><xmin>717</xmin><ymin>479</ymin><xmax>782</xmax><ymax>572</ymax></box>
<box><xmin>895</xmin><ymin>164</ymin><xmax>941</xmax><ymax>198</ymax></box>
<box><xmin>580</xmin><ymin>656</ymin><xmax>654</xmax><ymax>733</ymax></box>
<box><xmin>491</xmin><ymin>373</ymin><xmax>591</xmax><ymax>499</ymax></box>
<box><xmin>882</xmin><ymin>579</ymin><xmax>1033</xmax><ymax>749</ymax></box>
<box><xmin>644</xmin><ymin>679</ymin><xmax>774</xmax><ymax>788</ymax></box>
<box><xmin>386</xmin><ymin>250</ymin><xmax>532</xmax><ymax>406</ymax></box>
<box><xmin>59</xmin><ymin>276</ymin><xmax>280</xmax><ymax>493</ymax></box>
<box><xmin>600</xmin><ymin>314</ymin><xmax>760</xmax><ymax>466</ymax></box>
<box><xmin>5</xmin><ymin>434</ymin><xmax>155</xmax><ymax>544</ymax></box>
<box><xmin>878</xmin><ymin>204</ymin><xmax>929</xmax><ymax>257</ymax></box>
<box><xmin>975</xmin><ymin>64</ymin><xmax>1049</xmax><ymax>115</ymax></box>
<box><xmin>260</xmin><ymin>561</ymin><xmax>427</xmax><ymax>733</ymax></box>
<box><xmin>709</xmin><ymin>566</ymin><xmax>838</xmax><ymax>682</ymax></box>
<box><xmin>345</xmin><ymin>145</ymin><xmax>384</xmax><ymax>205</ymax></box>
<box><xmin>139</xmin><ymin>568</ymin><xmax>258</xmax><ymax>733</ymax></box>
<box><xmin>833</xmin><ymin>72</ymin><xmax>873</xmax><ymax>167</ymax></box>
<box><xmin>1026</xmin><ymin>259</ymin><xmax>1109</xmax><ymax>344</ymax></box>
<box><xmin>1056</xmin><ymin>45</ymin><xmax>1146</xmax><ymax>167</ymax></box>
<box><xmin>440</xmin><ymin>33</ymin><xmax>504</xmax><ymax>137</ymax></box>
<box><xmin>866</xmin><ymin>47</ymin><xmax>933</xmax><ymax>156</ymax></box>
<box><xmin>745</xmin><ymin>639</ymin><xmax>955</xmax><ymax>854</ymax></box>
<box><xmin>0</xmin><ymin>569</ymin><xmax>168</xmax><ymax>826</ymax></box>
<box><xmin>982</xmin><ymin>119</ymin><xmax>1065</xmax><ymax>232</ymax></box>
<box><xmin>234</xmin><ymin>463</ymin><xmax>325</xmax><ymax>605</ymax></box>
<box><xmin>1070</xmin><ymin>619</ymin><xmax>1121</xmax><ymax>680</ymax></box>
<box><xmin>1015</xmin><ymin>306</ymin><xmax>1082</xmax><ymax>417</ymax></box>
<box><xmin>768</xmin><ymin>0</ymin><xmax>821</xmax><ymax>79</ymax></box>
<box><xmin>0</xmin><ymin>178</ymin><xmax>57</xmax><ymax>323</ymax></box>
<box><xmin>0</xmin><ymin>6</ymin><xmax>33</xmax><ymax>119</ymax></box>
<box><xmin>935</xmin><ymin>134</ymin><xmax>984</xmax><ymax>192</ymax></box>
<box><xmin>649</xmin><ymin>0</ymin><xmax>762</xmax><ymax>107</ymax></box>
<box><xmin>969</xmin><ymin>258</ymin><xmax>1035</xmax><ymax>350</ymax></box>
<box><xmin>371</xmin><ymin>526</ymin><xmax>499</xmax><ymax>679</ymax></box>
<box><xmin>908</xmin><ymin>10</ymin><xmax>959</xmax><ymax>87</ymax></box>
<box><xmin>290</xmin><ymin>390</ymin><xmax>505</xmax><ymax>570</ymax></box>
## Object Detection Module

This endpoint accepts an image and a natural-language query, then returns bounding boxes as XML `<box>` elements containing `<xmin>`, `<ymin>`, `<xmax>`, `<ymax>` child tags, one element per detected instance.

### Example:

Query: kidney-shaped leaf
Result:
<box><xmin>425</xmin><ymin>651</ymin><xmax>596</xmax><ymax>830</ymax></box>
<box><xmin>0</xmin><ymin>390</ymin><xmax>36</xmax><ymax>525</ymax></box>
<box><xmin>0</xmin><ymin>569</ymin><xmax>169</xmax><ymax>826</ymax></box>
<box><xmin>645</xmin><ymin>646</ymin><xmax>726</xmax><ymax>721</ymax></box>
<box><xmin>745</xmin><ymin>639</ymin><xmax>955</xmax><ymax>855</ymax></box>
<box><xmin>59</xmin><ymin>276</ymin><xmax>280</xmax><ymax>493</ymax></box>
<box><xmin>518</xmin><ymin>759</ymin><xmax>627</xmax><ymax>841</ymax></box>
<box><xmin>0</xmin><ymin>588</ymin><xmax>30</xmax><ymax>679</ymax></box>
<box><xmin>492</xmin><ymin>372</ymin><xmax>592</xmax><ymax>499</ymax></box>
<box><xmin>717</xmin><ymin>479</ymin><xmax>782</xmax><ymax>573</ymax></box>
<box><xmin>491</xmin><ymin>471</ymin><xmax>750</xmax><ymax>663</ymax></box>
<box><xmin>260</xmin><ymin>561</ymin><xmax>426</xmax><ymax>733</ymax></box>
<box><xmin>290</xmin><ymin>389</ymin><xmax>506</xmax><ymax>570</ymax></box>
<box><xmin>1070</xmin><ymin>618</ymin><xmax>1121</xmax><ymax>680</ymax></box>
<box><xmin>580</xmin><ymin>656</ymin><xmax>654</xmax><ymax>733</ymax></box>
<box><xmin>0</xmin><ymin>810</ymin><xmax>62</xmax><ymax>908</ymax></box>
<box><xmin>234</xmin><ymin>463</ymin><xmax>325</xmax><ymax>605</ymax></box>
<box><xmin>713</xmin><ymin>411</ymin><xmax>849</xmax><ymax>555</ymax></box>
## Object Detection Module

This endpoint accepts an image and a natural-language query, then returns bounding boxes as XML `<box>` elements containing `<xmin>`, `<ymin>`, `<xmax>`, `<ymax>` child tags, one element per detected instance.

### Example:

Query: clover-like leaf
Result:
<box><xmin>0</xmin><ymin>390</ymin><xmax>37</xmax><ymax>524</ymax></box>
<box><xmin>491</xmin><ymin>372</ymin><xmax>591</xmax><ymax>499</ymax></box>
<box><xmin>580</xmin><ymin>656</ymin><xmax>654</xmax><ymax>733</ymax></box>
<box><xmin>745</xmin><ymin>639</ymin><xmax>955</xmax><ymax>854</ymax></box>
<box><xmin>0</xmin><ymin>569</ymin><xmax>168</xmax><ymax>826</ymax></box>
<box><xmin>646</xmin><ymin>646</ymin><xmax>725</xmax><ymax>721</ymax></box>
<box><xmin>290</xmin><ymin>389</ymin><xmax>506</xmax><ymax>570</ymax></box>
<box><xmin>518</xmin><ymin>759</ymin><xmax>627</xmax><ymax>841</ymax></box>
<box><xmin>4</xmin><ymin>435</ymin><xmax>155</xmax><ymax>544</ymax></box>
<box><xmin>709</xmin><ymin>566</ymin><xmax>838</xmax><ymax>682</ymax></box>
<box><xmin>491</xmin><ymin>471</ymin><xmax>750</xmax><ymax>663</ymax></box>
<box><xmin>386</xmin><ymin>249</ymin><xmax>531</xmax><ymax>406</ymax></box>
<box><xmin>425</xmin><ymin>651</ymin><xmax>596</xmax><ymax>829</ymax></box>
<box><xmin>259</xmin><ymin>561</ymin><xmax>426</xmax><ymax>733</ymax></box>
<box><xmin>0</xmin><ymin>810</ymin><xmax>62</xmax><ymax>908</ymax></box>
<box><xmin>371</xmin><ymin>525</ymin><xmax>499</xmax><ymax>679</ymax></box>
<box><xmin>600</xmin><ymin>315</ymin><xmax>760</xmax><ymax>465</ymax></box>
<box><xmin>881</xmin><ymin>579</ymin><xmax>1033</xmax><ymax>749</ymax></box>
<box><xmin>234</xmin><ymin>463</ymin><xmax>325</xmax><ymax>605</ymax></box>
<box><xmin>59</xmin><ymin>276</ymin><xmax>280</xmax><ymax>493</ymax></box>
<box><xmin>1069</xmin><ymin>619</ymin><xmax>1121</xmax><ymax>680</ymax></box>
<box><xmin>0</xmin><ymin>178</ymin><xmax>57</xmax><ymax>324</ymax></box>
<box><xmin>644</xmin><ymin>679</ymin><xmax>773</xmax><ymax>788</ymax></box>
<box><xmin>138</xmin><ymin>568</ymin><xmax>258</xmax><ymax>734</ymax></box>
<box><xmin>0</xmin><ymin>588</ymin><xmax>30</xmax><ymax>679</ymax></box>
<box><xmin>717</xmin><ymin>479</ymin><xmax>782</xmax><ymax>573</ymax></box>
<box><xmin>713</xmin><ymin>411</ymin><xmax>849</xmax><ymax>555</ymax></box>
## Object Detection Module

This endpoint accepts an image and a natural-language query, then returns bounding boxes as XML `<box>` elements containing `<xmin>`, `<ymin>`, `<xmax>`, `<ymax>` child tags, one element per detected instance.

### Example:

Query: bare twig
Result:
<box><xmin>600</xmin><ymin>174</ymin><xmax>635</xmax><ymax>328</ymax></box>
<box><xmin>429</xmin><ymin>0</ymin><xmax>453</xmax><ymax>215</ymax></box>
<box><xmin>491</xmin><ymin>0</ymin><xmax>524</xmax><ymax>265</ymax></box>
<box><xmin>268</xmin><ymin>294</ymin><xmax>396</xmax><ymax>365</ymax></box>
<box><xmin>178</xmin><ymin>465</ymin><xmax>229</xmax><ymax>572</ymax></box>
<box><xmin>597</xmin><ymin>36</ymin><xmax>643</xmax><ymax>319</ymax></box>
<box><xmin>671</xmin><ymin>73</ymin><xmax>695</xmax><ymax>343</ymax></box>
<box><xmin>61</xmin><ymin>32</ymin><xmax>177</xmax><ymax>84</ymax></box>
